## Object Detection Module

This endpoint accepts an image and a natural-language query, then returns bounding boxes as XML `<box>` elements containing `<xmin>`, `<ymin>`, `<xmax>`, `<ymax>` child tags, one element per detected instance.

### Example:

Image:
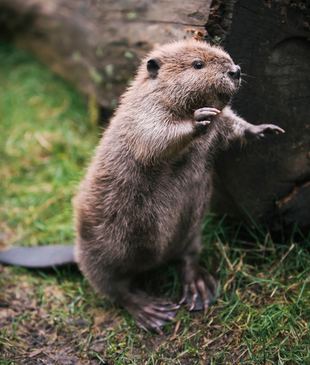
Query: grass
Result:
<box><xmin>0</xmin><ymin>42</ymin><xmax>309</xmax><ymax>365</ymax></box>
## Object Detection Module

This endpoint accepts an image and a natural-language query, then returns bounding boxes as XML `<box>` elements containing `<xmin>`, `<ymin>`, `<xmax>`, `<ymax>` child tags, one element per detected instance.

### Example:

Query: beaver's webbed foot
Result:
<box><xmin>179</xmin><ymin>264</ymin><xmax>217</xmax><ymax>312</ymax></box>
<box><xmin>123</xmin><ymin>292</ymin><xmax>179</xmax><ymax>334</ymax></box>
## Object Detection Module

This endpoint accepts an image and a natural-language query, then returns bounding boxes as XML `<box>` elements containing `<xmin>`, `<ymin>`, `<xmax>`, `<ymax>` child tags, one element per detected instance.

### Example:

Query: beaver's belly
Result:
<box><xmin>155</xmin><ymin>167</ymin><xmax>212</xmax><ymax>263</ymax></box>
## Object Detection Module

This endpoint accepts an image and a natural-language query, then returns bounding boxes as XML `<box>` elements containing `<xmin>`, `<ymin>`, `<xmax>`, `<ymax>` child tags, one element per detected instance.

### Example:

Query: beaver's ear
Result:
<box><xmin>147</xmin><ymin>58</ymin><xmax>161</xmax><ymax>78</ymax></box>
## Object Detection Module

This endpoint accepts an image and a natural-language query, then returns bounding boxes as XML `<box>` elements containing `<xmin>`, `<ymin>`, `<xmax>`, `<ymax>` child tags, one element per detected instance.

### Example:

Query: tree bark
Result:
<box><xmin>211</xmin><ymin>0</ymin><xmax>310</xmax><ymax>231</ymax></box>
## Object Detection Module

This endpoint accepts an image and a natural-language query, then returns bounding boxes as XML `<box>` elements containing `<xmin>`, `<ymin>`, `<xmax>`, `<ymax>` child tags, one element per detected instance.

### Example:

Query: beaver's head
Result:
<box><xmin>140</xmin><ymin>39</ymin><xmax>241</xmax><ymax>116</ymax></box>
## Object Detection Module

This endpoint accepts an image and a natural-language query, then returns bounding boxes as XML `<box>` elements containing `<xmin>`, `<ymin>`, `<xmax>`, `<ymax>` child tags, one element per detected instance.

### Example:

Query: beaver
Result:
<box><xmin>73</xmin><ymin>39</ymin><xmax>284</xmax><ymax>333</ymax></box>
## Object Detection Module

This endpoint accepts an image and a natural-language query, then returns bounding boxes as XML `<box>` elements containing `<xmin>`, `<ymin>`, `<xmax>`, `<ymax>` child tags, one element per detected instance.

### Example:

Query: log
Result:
<box><xmin>0</xmin><ymin>0</ymin><xmax>211</xmax><ymax>110</ymax></box>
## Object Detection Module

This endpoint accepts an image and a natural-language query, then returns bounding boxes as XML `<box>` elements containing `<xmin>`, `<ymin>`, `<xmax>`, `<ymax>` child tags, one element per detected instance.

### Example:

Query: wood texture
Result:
<box><xmin>211</xmin><ymin>0</ymin><xmax>310</xmax><ymax>230</ymax></box>
<box><xmin>0</xmin><ymin>0</ymin><xmax>212</xmax><ymax>109</ymax></box>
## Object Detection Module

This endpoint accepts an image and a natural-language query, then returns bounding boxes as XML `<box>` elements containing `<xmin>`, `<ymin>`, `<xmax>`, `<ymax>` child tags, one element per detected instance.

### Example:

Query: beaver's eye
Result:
<box><xmin>192</xmin><ymin>60</ymin><xmax>205</xmax><ymax>69</ymax></box>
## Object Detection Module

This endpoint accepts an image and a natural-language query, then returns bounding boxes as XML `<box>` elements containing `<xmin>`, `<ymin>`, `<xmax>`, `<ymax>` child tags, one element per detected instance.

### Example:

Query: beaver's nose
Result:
<box><xmin>228</xmin><ymin>65</ymin><xmax>241</xmax><ymax>80</ymax></box>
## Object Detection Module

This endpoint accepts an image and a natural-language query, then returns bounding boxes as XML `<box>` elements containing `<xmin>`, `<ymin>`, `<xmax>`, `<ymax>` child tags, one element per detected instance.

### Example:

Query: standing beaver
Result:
<box><xmin>74</xmin><ymin>39</ymin><xmax>284</xmax><ymax>333</ymax></box>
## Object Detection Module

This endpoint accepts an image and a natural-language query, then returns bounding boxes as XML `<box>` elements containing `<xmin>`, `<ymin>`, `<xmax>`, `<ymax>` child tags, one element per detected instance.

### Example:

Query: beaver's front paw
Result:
<box><xmin>193</xmin><ymin>107</ymin><xmax>220</xmax><ymax>137</ymax></box>
<box><xmin>194</xmin><ymin>107</ymin><xmax>220</xmax><ymax>122</ymax></box>
<box><xmin>246</xmin><ymin>124</ymin><xmax>285</xmax><ymax>140</ymax></box>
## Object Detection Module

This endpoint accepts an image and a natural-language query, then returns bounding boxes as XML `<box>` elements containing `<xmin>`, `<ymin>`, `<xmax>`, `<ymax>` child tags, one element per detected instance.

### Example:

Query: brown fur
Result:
<box><xmin>73</xmin><ymin>39</ymin><xmax>283</xmax><ymax>331</ymax></box>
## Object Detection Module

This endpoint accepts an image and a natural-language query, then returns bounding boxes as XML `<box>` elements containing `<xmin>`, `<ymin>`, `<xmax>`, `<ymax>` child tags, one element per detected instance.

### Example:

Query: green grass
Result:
<box><xmin>0</xmin><ymin>43</ymin><xmax>98</xmax><ymax>246</ymax></box>
<box><xmin>0</xmin><ymin>43</ymin><xmax>309</xmax><ymax>365</ymax></box>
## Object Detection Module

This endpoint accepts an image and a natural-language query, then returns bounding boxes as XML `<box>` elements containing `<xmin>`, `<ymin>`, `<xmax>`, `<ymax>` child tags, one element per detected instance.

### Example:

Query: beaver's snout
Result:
<box><xmin>228</xmin><ymin>65</ymin><xmax>241</xmax><ymax>80</ymax></box>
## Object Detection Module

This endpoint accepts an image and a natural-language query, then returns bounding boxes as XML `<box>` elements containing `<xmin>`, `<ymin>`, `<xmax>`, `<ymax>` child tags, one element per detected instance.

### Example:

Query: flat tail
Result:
<box><xmin>0</xmin><ymin>244</ymin><xmax>76</xmax><ymax>268</ymax></box>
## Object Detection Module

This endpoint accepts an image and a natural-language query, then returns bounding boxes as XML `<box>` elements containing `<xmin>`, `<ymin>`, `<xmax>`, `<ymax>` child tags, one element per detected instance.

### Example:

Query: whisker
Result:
<box><xmin>241</xmin><ymin>72</ymin><xmax>256</xmax><ymax>79</ymax></box>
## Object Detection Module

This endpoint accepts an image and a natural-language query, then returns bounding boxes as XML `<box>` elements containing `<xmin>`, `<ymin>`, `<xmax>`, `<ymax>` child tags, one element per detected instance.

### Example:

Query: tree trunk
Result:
<box><xmin>211</xmin><ymin>0</ymin><xmax>310</xmax><ymax>231</ymax></box>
